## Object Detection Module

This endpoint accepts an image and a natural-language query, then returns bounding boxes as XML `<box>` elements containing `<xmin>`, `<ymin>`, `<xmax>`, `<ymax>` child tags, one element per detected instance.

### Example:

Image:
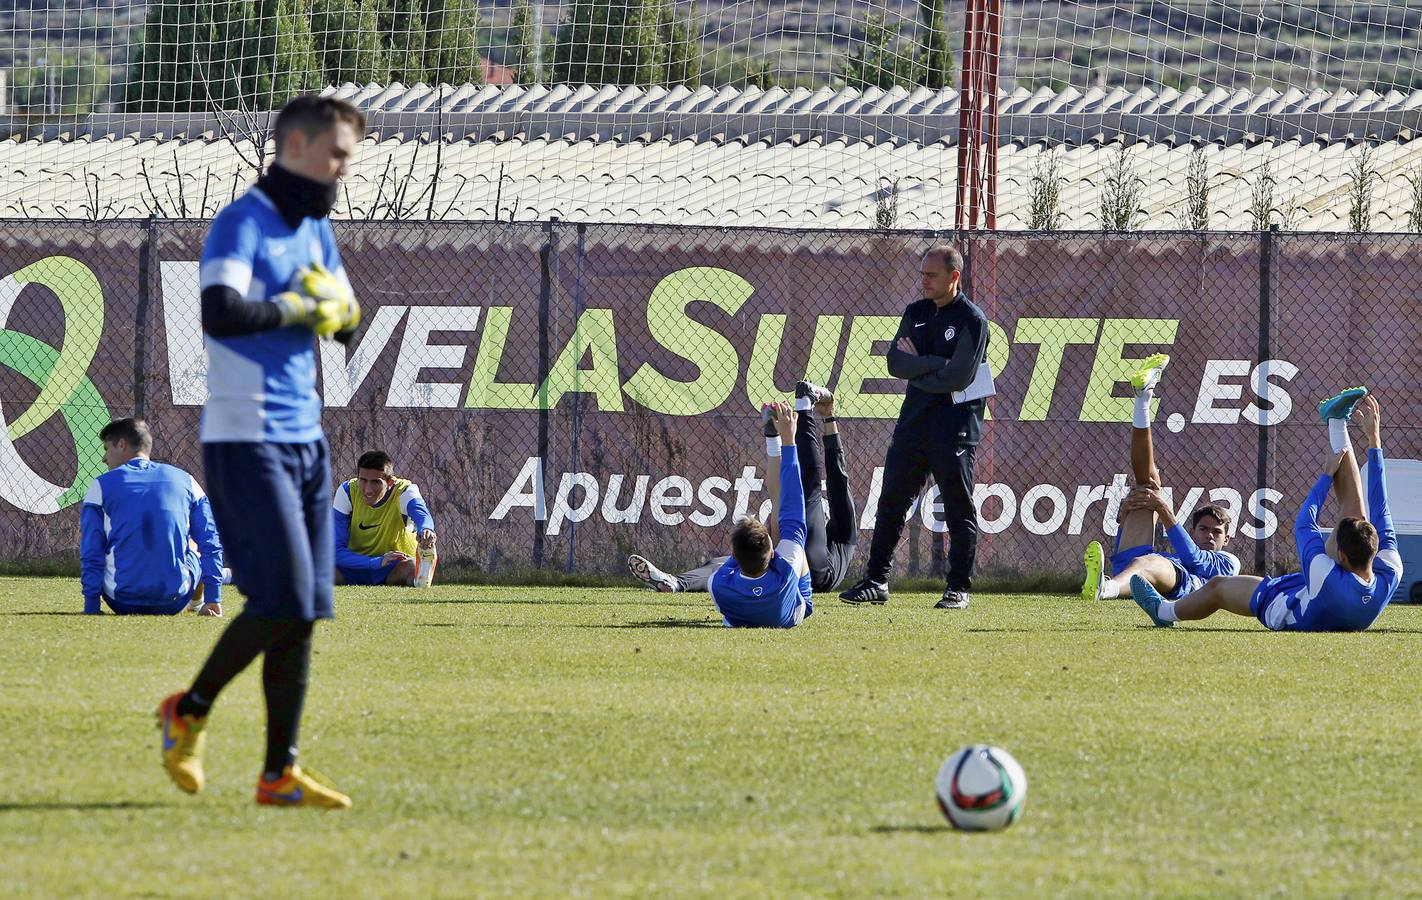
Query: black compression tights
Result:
<box><xmin>177</xmin><ymin>612</ymin><xmax>315</xmax><ymax>776</ymax></box>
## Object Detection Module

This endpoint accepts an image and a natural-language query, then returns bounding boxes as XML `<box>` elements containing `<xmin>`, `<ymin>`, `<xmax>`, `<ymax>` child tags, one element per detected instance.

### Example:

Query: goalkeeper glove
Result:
<box><xmin>283</xmin><ymin>262</ymin><xmax>361</xmax><ymax>338</ymax></box>
<box><xmin>272</xmin><ymin>291</ymin><xmax>346</xmax><ymax>338</ymax></box>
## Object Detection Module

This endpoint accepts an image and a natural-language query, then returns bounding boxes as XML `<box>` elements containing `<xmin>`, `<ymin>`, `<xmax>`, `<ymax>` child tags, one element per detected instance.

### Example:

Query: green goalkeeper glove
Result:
<box><xmin>272</xmin><ymin>291</ymin><xmax>346</xmax><ymax>338</ymax></box>
<box><xmin>286</xmin><ymin>262</ymin><xmax>361</xmax><ymax>338</ymax></box>
<box><xmin>298</xmin><ymin>262</ymin><xmax>360</xmax><ymax>332</ymax></box>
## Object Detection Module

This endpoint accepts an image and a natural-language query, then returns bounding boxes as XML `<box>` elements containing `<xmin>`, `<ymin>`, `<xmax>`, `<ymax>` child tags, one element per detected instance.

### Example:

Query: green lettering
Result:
<box><xmin>1081</xmin><ymin>318</ymin><xmax>1179</xmax><ymax>422</ymax></box>
<box><xmin>834</xmin><ymin>315</ymin><xmax>900</xmax><ymax>419</ymax></box>
<box><xmin>805</xmin><ymin>315</ymin><xmax>843</xmax><ymax>387</ymax></box>
<box><xmin>983</xmin><ymin>320</ymin><xmax>1009</xmax><ymax>421</ymax></box>
<box><xmin>623</xmin><ymin>267</ymin><xmax>752</xmax><ymax>416</ymax></box>
<box><xmin>538</xmin><ymin>308</ymin><xmax>625</xmax><ymax>412</ymax></box>
<box><xmin>465</xmin><ymin>306</ymin><xmax>537</xmax><ymax>409</ymax></box>
<box><xmin>745</xmin><ymin>314</ymin><xmax>788</xmax><ymax>408</ymax></box>
<box><xmin>1014</xmin><ymin>317</ymin><xmax>1100</xmax><ymax>421</ymax></box>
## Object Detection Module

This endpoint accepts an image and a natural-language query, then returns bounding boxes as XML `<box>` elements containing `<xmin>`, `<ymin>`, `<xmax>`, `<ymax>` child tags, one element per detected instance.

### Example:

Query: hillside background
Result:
<box><xmin>3</xmin><ymin>0</ymin><xmax>1420</xmax><ymax>110</ymax></box>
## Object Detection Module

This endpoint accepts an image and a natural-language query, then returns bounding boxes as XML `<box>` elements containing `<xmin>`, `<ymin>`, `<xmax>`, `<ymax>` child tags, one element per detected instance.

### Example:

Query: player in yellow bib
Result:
<box><xmin>332</xmin><ymin>450</ymin><xmax>437</xmax><ymax>586</ymax></box>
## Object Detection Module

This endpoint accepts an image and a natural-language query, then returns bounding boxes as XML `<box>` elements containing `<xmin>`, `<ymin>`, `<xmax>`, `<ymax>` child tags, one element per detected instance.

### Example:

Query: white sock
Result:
<box><xmin>1101</xmin><ymin>580</ymin><xmax>1120</xmax><ymax>599</ymax></box>
<box><xmin>1132</xmin><ymin>390</ymin><xmax>1153</xmax><ymax>429</ymax></box>
<box><xmin>794</xmin><ymin>397</ymin><xmax>812</xmax><ymax>411</ymax></box>
<box><xmin>765</xmin><ymin>437</ymin><xmax>782</xmax><ymax>457</ymax></box>
<box><xmin>1158</xmin><ymin>600</ymin><xmax>1178</xmax><ymax>622</ymax></box>
<box><xmin>1328</xmin><ymin>418</ymin><xmax>1352</xmax><ymax>454</ymax></box>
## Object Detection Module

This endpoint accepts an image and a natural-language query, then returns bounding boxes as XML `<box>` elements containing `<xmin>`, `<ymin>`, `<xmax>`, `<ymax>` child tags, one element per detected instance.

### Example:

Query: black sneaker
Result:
<box><xmin>934</xmin><ymin>589</ymin><xmax>970</xmax><ymax>610</ymax></box>
<box><xmin>840</xmin><ymin>578</ymin><xmax>889</xmax><ymax>605</ymax></box>
<box><xmin>795</xmin><ymin>380</ymin><xmax>833</xmax><ymax>405</ymax></box>
<box><xmin>761</xmin><ymin>404</ymin><xmax>778</xmax><ymax>437</ymax></box>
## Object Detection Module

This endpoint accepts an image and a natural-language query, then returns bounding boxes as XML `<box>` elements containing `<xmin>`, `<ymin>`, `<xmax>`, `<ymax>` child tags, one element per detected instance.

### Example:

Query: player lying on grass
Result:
<box><xmin>81</xmin><ymin>418</ymin><xmax>228</xmax><ymax>616</ymax></box>
<box><xmin>1132</xmin><ymin>390</ymin><xmax>1401</xmax><ymax>632</ymax></box>
<box><xmin>692</xmin><ymin>400</ymin><xmax>813</xmax><ymax>628</ymax></box>
<box><xmin>333</xmin><ymin>450</ymin><xmax>438</xmax><ymax>587</ymax></box>
<box><xmin>628</xmin><ymin>381</ymin><xmax>856</xmax><ymax>596</ymax></box>
<box><xmin>1080</xmin><ymin>353</ymin><xmax>1240</xmax><ymax>604</ymax></box>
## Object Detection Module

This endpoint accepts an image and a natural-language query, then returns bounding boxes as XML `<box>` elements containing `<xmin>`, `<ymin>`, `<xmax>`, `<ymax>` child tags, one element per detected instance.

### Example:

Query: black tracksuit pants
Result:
<box><xmin>678</xmin><ymin>409</ymin><xmax>857</xmax><ymax>593</ymax></box>
<box><xmin>863</xmin><ymin>432</ymin><xmax>978</xmax><ymax>590</ymax></box>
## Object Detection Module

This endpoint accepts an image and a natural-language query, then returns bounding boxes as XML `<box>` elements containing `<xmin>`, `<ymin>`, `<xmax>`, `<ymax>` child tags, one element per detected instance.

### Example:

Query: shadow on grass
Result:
<box><xmin>573</xmin><ymin>619</ymin><xmax>723</xmax><ymax>629</ymax></box>
<box><xmin>966</xmin><ymin>626</ymin><xmax>1103</xmax><ymax>633</ymax></box>
<box><xmin>0</xmin><ymin>801</ymin><xmax>171</xmax><ymax>813</ymax></box>
<box><xmin>0</xmin><ymin>611</ymin><xmax>87</xmax><ymax>616</ymax></box>
<box><xmin>388</xmin><ymin>598</ymin><xmax>696</xmax><ymax>608</ymax></box>
<box><xmin>869</xmin><ymin>824</ymin><xmax>955</xmax><ymax>835</ymax></box>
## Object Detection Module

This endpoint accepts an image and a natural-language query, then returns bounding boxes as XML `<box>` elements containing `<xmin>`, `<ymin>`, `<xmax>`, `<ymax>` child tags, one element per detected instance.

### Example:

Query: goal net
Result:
<box><xmin>2</xmin><ymin>1</ymin><xmax>1420</xmax><ymax>229</ymax></box>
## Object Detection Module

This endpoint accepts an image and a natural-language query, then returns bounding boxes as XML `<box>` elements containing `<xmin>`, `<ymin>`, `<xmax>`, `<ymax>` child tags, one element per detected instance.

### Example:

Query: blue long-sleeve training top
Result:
<box><xmin>80</xmin><ymin>459</ymin><xmax>224</xmax><ymax>613</ymax></box>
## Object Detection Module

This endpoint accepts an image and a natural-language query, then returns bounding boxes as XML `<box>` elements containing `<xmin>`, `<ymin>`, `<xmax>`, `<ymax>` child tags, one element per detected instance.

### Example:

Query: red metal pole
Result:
<box><xmin>955</xmin><ymin>0</ymin><xmax>981</xmax><ymax>231</ymax></box>
<box><xmin>984</xmin><ymin>0</ymin><xmax>1001</xmax><ymax>230</ymax></box>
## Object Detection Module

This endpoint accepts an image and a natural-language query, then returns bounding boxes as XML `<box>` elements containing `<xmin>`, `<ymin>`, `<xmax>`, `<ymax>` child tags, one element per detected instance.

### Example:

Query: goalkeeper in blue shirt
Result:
<box><xmin>1132</xmin><ymin>391</ymin><xmax>1402</xmax><ymax>632</ymax></box>
<box><xmin>706</xmin><ymin>400</ymin><xmax>814</xmax><ymax>629</ymax></box>
<box><xmin>80</xmin><ymin>418</ymin><xmax>226</xmax><ymax>616</ymax></box>
<box><xmin>155</xmin><ymin>95</ymin><xmax>364</xmax><ymax>810</ymax></box>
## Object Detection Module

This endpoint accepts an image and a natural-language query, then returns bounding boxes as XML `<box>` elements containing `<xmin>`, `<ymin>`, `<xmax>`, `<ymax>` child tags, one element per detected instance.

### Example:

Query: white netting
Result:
<box><xmin>3</xmin><ymin>2</ymin><xmax>1422</xmax><ymax>230</ymax></box>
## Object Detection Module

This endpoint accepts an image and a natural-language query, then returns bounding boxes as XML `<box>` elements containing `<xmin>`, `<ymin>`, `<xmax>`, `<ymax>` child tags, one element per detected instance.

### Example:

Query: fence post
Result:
<box><xmin>134</xmin><ymin>216</ymin><xmax>158</xmax><ymax>417</ymax></box>
<box><xmin>565</xmin><ymin>222</ymin><xmax>587</xmax><ymax>574</ymax></box>
<box><xmin>1255</xmin><ymin>225</ymin><xmax>1277</xmax><ymax>576</ymax></box>
<box><xmin>533</xmin><ymin>218</ymin><xmax>557</xmax><ymax>570</ymax></box>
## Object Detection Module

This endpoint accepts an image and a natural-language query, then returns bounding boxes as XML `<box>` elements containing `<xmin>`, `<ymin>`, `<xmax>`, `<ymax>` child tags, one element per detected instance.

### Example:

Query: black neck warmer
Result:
<box><xmin>255</xmin><ymin>163</ymin><xmax>339</xmax><ymax>228</ymax></box>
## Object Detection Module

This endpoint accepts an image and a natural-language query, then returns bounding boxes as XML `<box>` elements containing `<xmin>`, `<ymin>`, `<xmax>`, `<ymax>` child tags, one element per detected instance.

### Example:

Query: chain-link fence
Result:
<box><xmin>0</xmin><ymin>220</ymin><xmax>1418</xmax><ymax>591</ymax></box>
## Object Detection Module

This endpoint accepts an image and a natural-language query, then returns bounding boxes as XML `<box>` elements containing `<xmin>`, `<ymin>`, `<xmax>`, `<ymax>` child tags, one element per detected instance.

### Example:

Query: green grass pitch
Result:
<box><xmin>4</xmin><ymin>576</ymin><xmax>1422</xmax><ymax>897</ymax></box>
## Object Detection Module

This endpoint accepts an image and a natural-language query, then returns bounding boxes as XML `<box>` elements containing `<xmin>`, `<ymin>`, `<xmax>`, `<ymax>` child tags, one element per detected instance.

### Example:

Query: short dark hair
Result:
<box><xmin>1190</xmin><ymin>504</ymin><xmax>1233</xmax><ymax>531</ymax></box>
<box><xmin>730</xmin><ymin>516</ymin><xmax>774</xmax><ymax>578</ymax></box>
<box><xmin>1335</xmin><ymin>516</ymin><xmax>1379</xmax><ymax>571</ymax></box>
<box><xmin>99</xmin><ymin>418</ymin><xmax>152</xmax><ymax>453</ymax></box>
<box><xmin>274</xmin><ymin>94</ymin><xmax>366</xmax><ymax>154</ymax></box>
<box><xmin>357</xmin><ymin>450</ymin><xmax>393</xmax><ymax>475</ymax></box>
<box><xmin>922</xmin><ymin>243</ymin><xmax>965</xmax><ymax>274</ymax></box>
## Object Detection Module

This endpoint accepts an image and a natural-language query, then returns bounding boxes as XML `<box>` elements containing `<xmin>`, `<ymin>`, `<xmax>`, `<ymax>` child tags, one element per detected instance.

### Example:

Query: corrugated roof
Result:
<box><xmin>3</xmin><ymin>84</ymin><xmax>1421</xmax><ymax>230</ymax></box>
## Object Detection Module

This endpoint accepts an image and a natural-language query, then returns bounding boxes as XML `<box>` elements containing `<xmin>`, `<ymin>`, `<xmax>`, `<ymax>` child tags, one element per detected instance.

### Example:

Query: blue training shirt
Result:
<box><xmin>1163</xmin><ymin>524</ymin><xmax>1241</xmax><ymax>579</ymax></box>
<box><xmin>708</xmin><ymin>445</ymin><xmax>814</xmax><ymax>628</ymax></box>
<box><xmin>1267</xmin><ymin>448</ymin><xmax>1403</xmax><ymax>632</ymax></box>
<box><xmin>199</xmin><ymin>187</ymin><xmax>349</xmax><ymax>443</ymax></box>
<box><xmin>80</xmin><ymin>459</ymin><xmax>224</xmax><ymax>613</ymax></box>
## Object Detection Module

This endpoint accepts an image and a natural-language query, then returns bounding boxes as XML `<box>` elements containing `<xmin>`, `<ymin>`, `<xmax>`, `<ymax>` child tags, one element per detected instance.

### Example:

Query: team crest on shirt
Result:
<box><xmin>753</xmin><ymin>587</ymin><xmax>763</xmax><ymax>596</ymax></box>
<box><xmin>944</xmin><ymin>326</ymin><xmax>957</xmax><ymax>341</ymax></box>
<box><xmin>1362</xmin><ymin>592</ymin><xmax>1372</xmax><ymax>604</ymax></box>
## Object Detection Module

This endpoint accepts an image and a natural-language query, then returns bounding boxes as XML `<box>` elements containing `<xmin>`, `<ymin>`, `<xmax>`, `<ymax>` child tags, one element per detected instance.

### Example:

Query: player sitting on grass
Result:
<box><xmin>81</xmin><ymin>418</ymin><xmax>227</xmax><ymax>616</ymax></box>
<box><xmin>333</xmin><ymin>450</ymin><xmax>437</xmax><ymax>587</ymax></box>
<box><xmin>1081</xmin><ymin>353</ymin><xmax>1240</xmax><ymax>604</ymax></box>
<box><xmin>1132</xmin><ymin>390</ymin><xmax>1401</xmax><ymax>632</ymax></box>
<box><xmin>628</xmin><ymin>381</ymin><xmax>856</xmax><ymax>596</ymax></box>
<box><xmin>698</xmin><ymin>400</ymin><xmax>812</xmax><ymax>628</ymax></box>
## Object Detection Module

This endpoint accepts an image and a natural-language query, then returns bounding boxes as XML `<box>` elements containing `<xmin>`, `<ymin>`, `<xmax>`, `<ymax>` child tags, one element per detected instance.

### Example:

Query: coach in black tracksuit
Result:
<box><xmin>839</xmin><ymin>244</ymin><xmax>989</xmax><ymax>610</ymax></box>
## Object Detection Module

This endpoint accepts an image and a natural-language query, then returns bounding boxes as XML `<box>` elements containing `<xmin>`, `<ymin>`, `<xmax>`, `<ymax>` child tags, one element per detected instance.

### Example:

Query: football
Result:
<box><xmin>935</xmin><ymin>745</ymin><xmax>1028</xmax><ymax>831</ymax></box>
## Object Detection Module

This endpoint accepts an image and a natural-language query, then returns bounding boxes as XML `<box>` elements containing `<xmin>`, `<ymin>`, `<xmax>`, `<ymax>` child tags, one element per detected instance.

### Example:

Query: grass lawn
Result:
<box><xmin>4</xmin><ymin>576</ymin><xmax>1422</xmax><ymax>897</ymax></box>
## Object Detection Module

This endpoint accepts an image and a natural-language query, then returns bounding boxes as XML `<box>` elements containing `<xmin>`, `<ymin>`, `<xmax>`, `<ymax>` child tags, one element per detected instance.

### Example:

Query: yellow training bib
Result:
<box><xmin>345</xmin><ymin>478</ymin><xmax>418</xmax><ymax>559</ymax></box>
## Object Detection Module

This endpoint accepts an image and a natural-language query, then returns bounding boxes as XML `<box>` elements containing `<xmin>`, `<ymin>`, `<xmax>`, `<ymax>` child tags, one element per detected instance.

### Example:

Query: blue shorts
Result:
<box><xmin>1111</xmin><ymin>542</ymin><xmax>1191</xmax><ymax>600</ymax></box>
<box><xmin>105</xmin><ymin>593</ymin><xmax>192</xmax><ymax>615</ymax></box>
<box><xmin>1250</xmin><ymin>573</ymin><xmax>1306</xmax><ymax>631</ymax></box>
<box><xmin>337</xmin><ymin>562</ymin><xmax>399</xmax><ymax>586</ymax></box>
<box><xmin>202</xmin><ymin>440</ymin><xmax>334</xmax><ymax>621</ymax></box>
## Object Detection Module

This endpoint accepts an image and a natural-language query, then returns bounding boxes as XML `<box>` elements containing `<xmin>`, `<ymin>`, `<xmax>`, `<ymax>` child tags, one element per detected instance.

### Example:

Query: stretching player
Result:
<box><xmin>80</xmin><ymin>418</ymin><xmax>226</xmax><ymax>616</ymax></box>
<box><xmin>156</xmin><ymin>95</ymin><xmax>364</xmax><ymax>809</ymax></box>
<box><xmin>1132</xmin><ymin>391</ymin><xmax>1401</xmax><ymax>632</ymax></box>
<box><xmin>702</xmin><ymin>400</ymin><xmax>812</xmax><ymax>628</ymax></box>
<box><xmin>628</xmin><ymin>381</ymin><xmax>856</xmax><ymax>595</ymax></box>
<box><xmin>333</xmin><ymin>450</ymin><xmax>437</xmax><ymax>587</ymax></box>
<box><xmin>1080</xmin><ymin>353</ymin><xmax>1239</xmax><ymax>604</ymax></box>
